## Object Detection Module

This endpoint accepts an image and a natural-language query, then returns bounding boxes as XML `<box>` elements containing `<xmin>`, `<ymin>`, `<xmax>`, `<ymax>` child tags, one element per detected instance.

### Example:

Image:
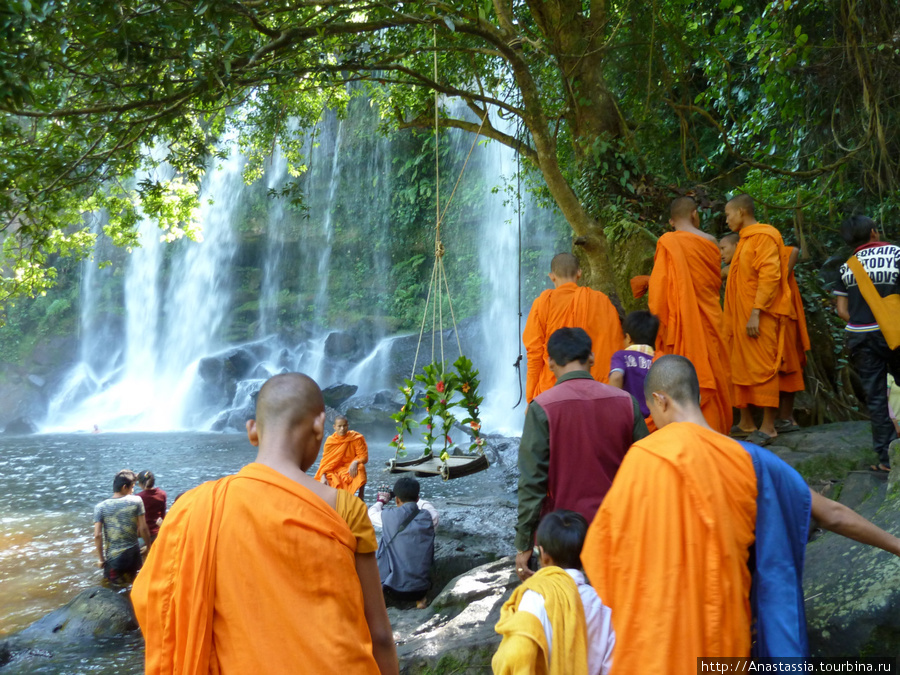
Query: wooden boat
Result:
<box><xmin>387</xmin><ymin>453</ymin><xmax>489</xmax><ymax>480</ymax></box>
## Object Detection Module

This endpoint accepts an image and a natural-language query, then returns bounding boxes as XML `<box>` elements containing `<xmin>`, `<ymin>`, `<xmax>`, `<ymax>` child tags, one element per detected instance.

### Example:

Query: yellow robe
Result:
<box><xmin>582</xmin><ymin>423</ymin><xmax>757</xmax><ymax>675</ymax></box>
<box><xmin>314</xmin><ymin>430</ymin><xmax>368</xmax><ymax>494</ymax></box>
<box><xmin>132</xmin><ymin>463</ymin><xmax>379</xmax><ymax>675</ymax></box>
<box><xmin>493</xmin><ymin>566</ymin><xmax>589</xmax><ymax>675</ymax></box>
<box><xmin>523</xmin><ymin>282</ymin><xmax>623</xmax><ymax>402</ymax></box>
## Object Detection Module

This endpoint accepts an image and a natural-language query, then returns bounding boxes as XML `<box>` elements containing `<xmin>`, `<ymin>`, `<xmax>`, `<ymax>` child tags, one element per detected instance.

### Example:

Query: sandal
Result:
<box><xmin>869</xmin><ymin>464</ymin><xmax>891</xmax><ymax>474</ymax></box>
<box><xmin>729</xmin><ymin>425</ymin><xmax>753</xmax><ymax>439</ymax></box>
<box><xmin>746</xmin><ymin>430</ymin><xmax>775</xmax><ymax>447</ymax></box>
<box><xmin>774</xmin><ymin>419</ymin><xmax>801</xmax><ymax>434</ymax></box>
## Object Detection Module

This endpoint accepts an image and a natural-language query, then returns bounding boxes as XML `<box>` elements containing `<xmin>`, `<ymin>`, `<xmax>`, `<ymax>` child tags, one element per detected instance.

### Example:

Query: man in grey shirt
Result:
<box><xmin>93</xmin><ymin>471</ymin><xmax>152</xmax><ymax>584</ymax></box>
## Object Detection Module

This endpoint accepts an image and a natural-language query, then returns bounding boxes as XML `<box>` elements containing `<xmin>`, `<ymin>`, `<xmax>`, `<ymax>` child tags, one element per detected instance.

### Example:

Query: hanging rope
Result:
<box><xmin>512</xmin><ymin>119</ymin><xmax>525</xmax><ymax>408</ymax></box>
<box><xmin>409</xmin><ymin>23</ymin><xmax>490</xmax><ymax>379</ymax></box>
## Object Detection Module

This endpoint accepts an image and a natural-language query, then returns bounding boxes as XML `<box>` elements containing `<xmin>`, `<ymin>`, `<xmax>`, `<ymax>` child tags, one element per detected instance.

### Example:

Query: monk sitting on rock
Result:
<box><xmin>315</xmin><ymin>415</ymin><xmax>368</xmax><ymax>500</ymax></box>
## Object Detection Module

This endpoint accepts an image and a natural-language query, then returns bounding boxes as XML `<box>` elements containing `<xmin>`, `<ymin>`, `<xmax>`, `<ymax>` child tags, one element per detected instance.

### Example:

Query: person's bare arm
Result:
<box><xmin>137</xmin><ymin>517</ymin><xmax>152</xmax><ymax>551</ymax></box>
<box><xmin>93</xmin><ymin>522</ymin><xmax>105</xmax><ymax>567</ymax></box>
<box><xmin>835</xmin><ymin>296</ymin><xmax>850</xmax><ymax>322</ymax></box>
<box><xmin>788</xmin><ymin>246</ymin><xmax>800</xmax><ymax>273</ymax></box>
<box><xmin>608</xmin><ymin>371</ymin><xmax>625</xmax><ymax>389</ymax></box>
<box><xmin>810</xmin><ymin>489</ymin><xmax>900</xmax><ymax>556</ymax></box>
<box><xmin>355</xmin><ymin>552</ymin><xmax>399</xmax><ymax>675</ymax></box>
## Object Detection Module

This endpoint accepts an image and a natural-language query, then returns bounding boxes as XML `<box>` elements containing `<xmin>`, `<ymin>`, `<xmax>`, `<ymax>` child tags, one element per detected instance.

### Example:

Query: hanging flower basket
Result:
<box><xmin>390</xmin><ymin>355</ymin><xmax>483</xmax><ymax>461</ymax></box>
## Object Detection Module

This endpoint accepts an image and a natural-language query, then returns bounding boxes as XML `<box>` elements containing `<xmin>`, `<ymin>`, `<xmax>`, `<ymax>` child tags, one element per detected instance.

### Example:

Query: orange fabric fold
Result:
<box><xmin>132</xmin><ymin>463</ymin><xmax>379</xmax><ymax>675</ymax></box>
<box><xmin>523</xmin><ymin>282</ymin><xmax>623</xmax><ymax>402</ymax></box>
<box><xmin>630</xmin><ymin>275</ymin><xmax>650</xmax><ymax>299</ymax></box>
<box><xmin>648</xmin><ymin>231</ymin><xmax>733</xmax><ymax>433</ymax></box>
<box><xmin>723</xmin><ymin>224</ymin><xmax>792</xmax><ymax>408</ymax></box>
<box><xmin>314</xmin><ymin>430</ymin><xmax>368</xmax><ymax>493</ymax></box>
<box><xmin>582</xmin><ymin>423</ymin><xmax>757</xmax><ymax>675</ymax></box>
<box><xmin>779</xmin><ymin>250</ymin><xmax>810</xmax><ymax>394</ymax></box>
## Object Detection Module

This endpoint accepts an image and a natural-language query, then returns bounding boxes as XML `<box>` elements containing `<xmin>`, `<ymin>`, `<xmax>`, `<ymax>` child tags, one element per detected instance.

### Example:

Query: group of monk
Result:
<box><xmin>524</xmin><ymin>194</ymin><xmax>810</xmax><ymax>447</ymax></box>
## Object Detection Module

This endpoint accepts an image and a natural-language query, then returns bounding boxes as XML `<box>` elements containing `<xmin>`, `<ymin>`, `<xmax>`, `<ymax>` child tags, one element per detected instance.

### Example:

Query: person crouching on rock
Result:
<box><xmin>373</xmin><ymin>477</ymin><xmax>435</xmax><ymax>610</ymax></box>
<box><xmin>93</xmin><ymin>471</ymin><xmax>151</xmax><ymax>585</ymax></box>
<box><xmin>315</xmin><ymin>415</ymin><xmax>368</xmax><ymax>500</ymax></box>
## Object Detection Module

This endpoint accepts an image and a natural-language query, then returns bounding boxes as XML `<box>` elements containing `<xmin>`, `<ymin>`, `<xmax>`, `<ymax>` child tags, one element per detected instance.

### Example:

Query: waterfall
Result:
<box><xmin>313</xmin><ymin>117</ymin><xmax>344</xmax><ymax>325</ymax></box>
<box><xmin>259</xmin><ymin>136</ymin><xmax>291</xmax><ymax>336</ymax></box>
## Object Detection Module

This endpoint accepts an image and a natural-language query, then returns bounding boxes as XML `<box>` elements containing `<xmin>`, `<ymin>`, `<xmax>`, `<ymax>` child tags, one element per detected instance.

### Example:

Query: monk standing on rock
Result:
<box><xmin>648</xmin><ymin>196</ymin><xmax>733</xmax><ymax>434</ymax></box>
<box><xmin>315</xmin><ymin>415</ymin><xmax>368</xmax><ymax>500</ymax></box>
<box><xmin>132</xmin><ymin>373</ymin><xmax>397</xmax><ymax>675</ymax></box>
<box><xmin>723</xmin><ymin>194</ymin><xmax>793</xmax><ymax>445</ymax></box>
<box><xmin>523</xmin><ymin>252</ymin><xmax>623</xmax><ymax>403</ymax></box>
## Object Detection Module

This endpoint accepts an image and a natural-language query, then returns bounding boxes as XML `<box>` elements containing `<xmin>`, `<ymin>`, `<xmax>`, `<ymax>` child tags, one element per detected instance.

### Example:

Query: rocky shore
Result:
<box><xmin>3</xmin><ymin>421</ymin><xmax>900</xmax><ymax>673</ymax></box>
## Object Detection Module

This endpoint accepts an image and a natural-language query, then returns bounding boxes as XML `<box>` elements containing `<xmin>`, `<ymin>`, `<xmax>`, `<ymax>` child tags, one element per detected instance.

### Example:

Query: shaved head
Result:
<box><xmin>669</xmin><ymin>197</ymin><xmax>697</xmax><ymax>220</ymax></box>
<box><xmin>255</xmin><ymin>373</ymin><xmax>325</xmax><ymax>434</ymax></box>
<box><xmin>726</xmin><ymin>194</ymin><xmax>755</xmax><ymax>217</ymax></box>
<box><xmin>644</xmin><ymin>355</ymin><xmax>701</xmax><ymax>408</ymax></box>
<box><xmin>720</xmin><ymin>232</ymin><xmax>739</xmax><ymax>245</ymax></box>
<box><xmin>334</xmin><ymin>414</ymin><xmax>348</xmax><ymax>424</ymax></box>
<box><xmin>550</xmin><ymin>252</ymin><xmax>580</xmax><ymax>279</ymax></box>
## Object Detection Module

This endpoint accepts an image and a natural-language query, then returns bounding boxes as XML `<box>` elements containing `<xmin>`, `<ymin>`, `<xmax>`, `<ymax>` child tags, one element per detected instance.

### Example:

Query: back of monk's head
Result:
<box><xmin>536</xmin><ymin>510</ymin><xmax>588</xmax><ymax>570</ymax></box>
<box><xmin>841</xmin><ymin>214</ymin><xmax>878</xmax><ymax>249</ymax></box>
<box><xmin>669</xmin><ymin>196</ymin><xmax>697</xmax><ymax>221</ymax></box>
<box><xmin>720</xmin><ymin>232</ymin><xmax>740</xmax><ymax>246</ymax></box>
<box><xmin>727</xmin><ymin>193</ymin><xmax>755</xmax><ymax>217</ymax></box>
<box><xmin>644</xmin><ymin>354</ymin><xmax>701</xmax><ymax>407</ymax></box>
<box><xmin>255</xmin><ymin>373</ymin><xmax>325</xmax><ymax>435</ymax></box>
<box><xmin>547</xmin><ymin>327</ymin><xmax>592</xmax><ymax>366</ymax></box>
<box><xmin>550</xmin><ymin>252</ymin><xmax>580</xmax><ymax>279</ymax></box>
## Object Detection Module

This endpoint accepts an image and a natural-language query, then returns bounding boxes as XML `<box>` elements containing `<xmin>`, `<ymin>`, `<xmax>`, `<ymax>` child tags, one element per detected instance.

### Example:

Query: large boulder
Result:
<box><xmin>393</xmin><ymin>557</ymin><xmax>518</xmax><ymax>673</ymax></box>
<box><xmin>16</xmin><ymin>588</ymin><xmax>137</xmax><ymax>642</ymax></box>
<box><xmin>3</xmin><ymin>417</ymin><xmax>38</xmax><ymax>435</ymax></box>
<box><xmin>324</xmin><ymin>331</ymin><xmax>357</xmax><ymax>359</ymax></box>
<box><xmin>322</xmin><ymin>383</ymin><xmax>358</xmax><ymax>409</ymax></box>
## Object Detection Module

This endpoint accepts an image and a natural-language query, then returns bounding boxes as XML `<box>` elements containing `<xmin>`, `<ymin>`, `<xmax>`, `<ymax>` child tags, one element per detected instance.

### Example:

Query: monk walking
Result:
<box><xmin>523</xmin><ymin>252</ymin><xmax>623</xmax><ymax>402</ymax></box>
<box><xmin>778</xmin><ymin>245</ymin><xmax>810</xmax><ymax>431</ymax></box>
<box><xmin>315</xmin><ymin>415</ymin><xmax>368</xmax><ymax>499</ymax></box>
<box><xmin>648</xmin><ymin>196</ymin><xmax>733</xmax><ymax>433</ymax></box>
<box><xmin>582</xmin><ymin>355</ymin><xmax>900</xmax><ymax>673</ymax></box>
<box><xmin>132</xmin><ymin>373</ymin><xmax>398</xmax><ymax>675</ymax></box>
<box><xmin>723</xmin><ymin>194</ymin><xmax>792</xmax><ymax>444</ymax></box>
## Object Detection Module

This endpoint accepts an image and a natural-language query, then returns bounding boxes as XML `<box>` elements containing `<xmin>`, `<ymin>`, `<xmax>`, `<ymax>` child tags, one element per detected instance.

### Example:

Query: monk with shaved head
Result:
<box><xmin>315</xmin><ymin>415</ymin><xmax>369</xmax><ymax>499</ymax></box>
<box><xmin>132</xmin><ymin>373</ymin><xmax>398</xmax><ymax>675</ymax></box>
<box><xmin>647</xmin><ymin>196</ymin><xmax>733</xmax><ymax>433</ymax></box>
<box><xmin>582</xmin><ymin>355</ymin><xmax>900</xmax><ymax>672</ymax></box>
<box><xmin>523</xmin><ymin>252</ymin><xmax>623</xmax><ymax>401</ymax></box>
<box><xmin>723</xmin><ymin>194</ymin><xmax>797</xmax><ymax>444</ymax></box>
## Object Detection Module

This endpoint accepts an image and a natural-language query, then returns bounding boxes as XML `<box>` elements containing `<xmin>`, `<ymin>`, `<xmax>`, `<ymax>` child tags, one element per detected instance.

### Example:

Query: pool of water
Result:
<box><xmin>0</xmin><ymin>430</ymin><xmax>503</xmax><ymax>672</ymax></box>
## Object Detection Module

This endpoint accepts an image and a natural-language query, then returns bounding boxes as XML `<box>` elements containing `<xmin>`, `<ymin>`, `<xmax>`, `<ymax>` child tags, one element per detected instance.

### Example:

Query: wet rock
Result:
<box><xmin>17</xmin><ymin>588</ymin><xmax>136</xmax><ymax>642</ymax></box>
<box><xmin>373</xmin><ymin>389</ymin><xmax>403</xmax><ymax>406</ymax></box>
<box><xmin>343</xmin><ymin>393</ymin><xmax>404</xmax><ymax>438</ymax></box>
<box><xmin>197</xmin><ymin>356</ymin><xmax>223</xmax><ymax>382</ymax></box>
<box><xmin>3</xmin><ymin>417</ymin><xmax>38</xmax><ymax>435</ymax></box>
<box><xmin>30</xmin><ymin>336</ymin><xmax>79</xmax><ymax>369</ymax></box>
<box><xmin>805</xmin><ymin>484</ymin><xmax>900</xmax><ymax>657</ymax></box>
<box><xmin>322</xmin><ymin>383</ymin><xmax>358</xmax><ymax>409</ymax></box>
<box><xmin>26</xmin><ymin>374</ymin><xmax>46</xmax><ymax>388</ymax></box>
<box><xmin>223</xmin><ymin>348</ymin><xmax>255</xmax><ymax>380</ymax></box>
<box><xmin>393</xmin><ymin>557</ymin><xmax>517</xmax><ymax>673</ymax></box>
<box><xmin>324</xmin><ymin>331</ymin><xmax>357</xmax><ymax>359</ymax></box>
<box><xmin>250</xmin><ymin>364</ymin><xmax>272</xmax><ymax>380</ymax></box>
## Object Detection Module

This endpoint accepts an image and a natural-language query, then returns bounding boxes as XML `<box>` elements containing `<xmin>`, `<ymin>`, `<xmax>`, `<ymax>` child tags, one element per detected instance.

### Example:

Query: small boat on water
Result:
<box><xmin>387</xmin><ymin>453</ymin><xmax>489</xmax><ymax>480</ymax></box>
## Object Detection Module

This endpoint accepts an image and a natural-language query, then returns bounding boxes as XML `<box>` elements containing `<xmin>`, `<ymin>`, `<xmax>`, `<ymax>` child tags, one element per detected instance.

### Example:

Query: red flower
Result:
<box><xmin>392</xmin><ymin>435</ymin><xmax>399</xmax><ymax>443</ymax></box>
<box><xmin>440</xmin><ymin>399</ymin><xmax>446</xmax><ymax>405</ymax></box>
<box><xmin>436</xmin><ymin>381</ymin><xmax>445</xmax><ymax>393</ymax></box>
<box><xmin>426</xmin><ymin>424</ymin><xmax>432</xmax><ymax>430</ymax></box>
<box><xmin>446</xmin><ymin>435</ymin><xmax>452</xmax><ymax>443</ymax></box>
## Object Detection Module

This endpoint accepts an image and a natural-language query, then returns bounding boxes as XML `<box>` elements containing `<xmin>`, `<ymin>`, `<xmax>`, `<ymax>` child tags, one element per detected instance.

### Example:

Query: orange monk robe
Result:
<box><xmin>722</xmin><ymin>224</ymin><xmax>793</xmax><ymax>408</ymax></box>
<box><xmin>523</xmin><ymin>282</ymin><xmax>623</xmax><ymax>402</ymax></box>
<box><xmin>779</xmin><ymin>249</ymin><xmax>810</xmax><ymax>393</ymax></box>
<box><xmin>649</xmin><ymin>231</ymin><xmax>734</xmax><ymax>433</ymax></box>
<box><xmin>582</xmin><ymin>423</ymin><xmax>757</xmax><ymax>675</ymax></box>
<box><xmin>132</xmin><ymin>463</ymin><xmax>380</xmax><ymax>675</ymax></box>
<box><xmin>314</xmin><ymin>430</ymin><xmax>368</xmax><ymax>494</ymax></box>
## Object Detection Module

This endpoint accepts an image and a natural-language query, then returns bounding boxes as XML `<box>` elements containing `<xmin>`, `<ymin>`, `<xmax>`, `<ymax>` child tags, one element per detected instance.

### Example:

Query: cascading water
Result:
<box><xmin>313</xmin><ymin>116</ymin><xmax>344</xmax><ymax>331</ymax></box>
<box><xmin>258</xmin><ymin>131</ymin><xmax>291</xmax><ymax>336</ymax></box>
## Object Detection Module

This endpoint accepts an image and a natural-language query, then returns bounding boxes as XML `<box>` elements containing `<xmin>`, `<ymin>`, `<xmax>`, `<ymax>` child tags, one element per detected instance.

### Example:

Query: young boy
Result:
<box><xmin>493</xmin><ymin>510</ymin><xmax>614</xmax><ymax>675</ymax></box>
<box><xmin>719</xmin><ymin>231</ymin><xmax>740</xmax><ymax>282</ymax></box>
<box><xmin>609</xmin><ymin>310</ymin><xmax>660</xmax><ymax>418</ymax></box>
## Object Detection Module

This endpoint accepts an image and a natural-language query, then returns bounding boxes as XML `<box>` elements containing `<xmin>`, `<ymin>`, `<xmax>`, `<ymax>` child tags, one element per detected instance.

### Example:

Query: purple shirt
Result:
<box><xmin>610</xmin><ymin>349</ymin><xmax>654</xmax><ymax>416</ymax></box>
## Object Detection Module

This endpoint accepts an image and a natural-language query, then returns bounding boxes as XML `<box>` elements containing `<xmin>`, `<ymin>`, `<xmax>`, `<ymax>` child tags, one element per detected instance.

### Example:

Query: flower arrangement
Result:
<box><xmin>389</xmin><ymin>355</ymin><xmax>484</xmax><ymax>460</ymax></box>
